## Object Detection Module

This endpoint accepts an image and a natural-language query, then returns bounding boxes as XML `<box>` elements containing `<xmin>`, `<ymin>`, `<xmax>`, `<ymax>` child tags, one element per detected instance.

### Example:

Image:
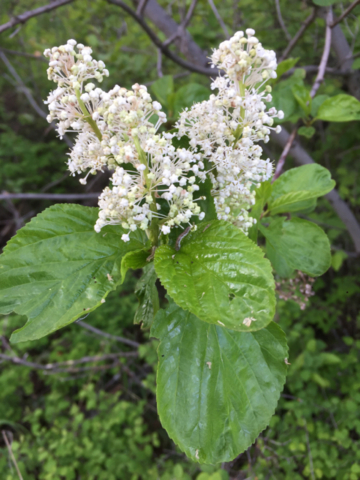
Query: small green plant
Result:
<box><xmin>0</xmin><ymin>30</ymin><xmax>336</xmax><ymax>464</ymax></box>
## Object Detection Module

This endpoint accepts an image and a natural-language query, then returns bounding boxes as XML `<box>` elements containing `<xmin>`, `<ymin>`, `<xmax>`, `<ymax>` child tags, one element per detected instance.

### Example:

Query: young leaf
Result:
<box><xmin>248</xmin><ymin>180</ymin><xmax>272</xmax><ymax>242</ymax></box>
<box><xmin>0</xmin><ymin>204</ymin><xmax>150</xmax><ymax>343</ymax></box>
<box><xmin>298</xmin><ymin>126</ymin><xmax>315</xmax><ymax>139</ymax></box>
<box><xmin>154</xmin><ymin>220</ymin><xmax>276</xmax><ymax>331</ymax></box>
<box><xmin>316</xmin><ymin>94</ymin><xmax>360</xmax><ymax>122</ymax></box>
<box><xmin>266</xmin><ymin>241</ymin><xmax>294</xmax><ymax>278</ymax></box>
<box><xmin>268</xmin><ymin>164</ymin><xmax>335</xmax><ymax>215</ymax></box>
<box><xmin>259</xmin><ymin>217</ymin><xmax>331</xmax><ymax>277</ymax></box>
<box><xmin>275</xmin><ymin>58</ymin><xmax>299</xmax><ymax>80</ymax></box>
<box><xmin>134</xmin><ymin>263</ymin><xmax>159</xmax><ymax>328</ymax></box>
<box><xmin>151</xmin><ymin>301</ymin><xmax>288</xmax><ymax>464</ymax></box>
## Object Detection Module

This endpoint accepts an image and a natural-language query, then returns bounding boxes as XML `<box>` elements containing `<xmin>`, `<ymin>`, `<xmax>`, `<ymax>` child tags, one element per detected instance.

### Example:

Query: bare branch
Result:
<box><xmin>275</xmin><ymin>8</ymin><xmax>333</xmax><ymax>178</ymax></box>
<box><xmin>163</xmin><ymin>0</ymin><xmax>198</xmax><ymax>47</ymax></box>
<box><xmin>0</xmin><ymin>47</ymin><xmax>47</xmax><ymax>62</ymax></box>
<box><xmin>0</xmin><ymin>352</ymin><xmax>137</xmax><ymax>375</ymax></box>
<box><xmin>280</xmin><ymin>8</ymin><xmax>317</xmax><ymax>62</ymax></box>
<box><xmin>107</xmin><ymin>0</ymin><xmax>215</xmax><ymax>76</ymax></box>
<box><xmin>331</xmin><ymin>0</ymin><xmax>360</xmax><ymax>28</ymax></box>
<box><xmin>2</xmin><ymin>431</ymin><xmax>23</xmax><ymax>480</ymax></box>
<box><xmin>0</xmin><ymin>0</ymin><xmax>75</xmax><ymax>35</ymax></box>
<box><xmin>285</xmin><ymin>65</ymin><xmax>351</xmax><ymax>77</ymax></box>
<box><xmin>208</xmin><ymin>0</ymin><xmax>230</xmax><ymax>39</ymax></box>
<box><xmin>156</xmin><ymin>49</ymin><xmax>163</xmax><ymax>77</ymax></box>
<box><xmin>0</xmin><ymin>51</ymin><xmax>47</xmax><ymax>119</ymax></box>
<box><xmin>272</xmin><ymin>128</ymin><xmax>298</xmax><ymax>181</ymax></box>
<box><xmin>77</xmin><ymin>320</ymin><xmax>140</xmax><ymax>348</ymax></box>
<box><xmin>136</xmin><ymin>0</ymin><xmax>149</xmax><ymax>16</ymax></box>
<box><xmin>0</xmin><ymin>193</ymin><xmax>99</xmax><ymax>201</ymax></box>
<box><xmin>274</xmin><ymin>0</ymin><xmax>291</xmax><ymax>42</ymax></box>
<box><xmin>310</xmin><ymin>7</ymin><xmax>333</xmax><ymax>98</ymax></box>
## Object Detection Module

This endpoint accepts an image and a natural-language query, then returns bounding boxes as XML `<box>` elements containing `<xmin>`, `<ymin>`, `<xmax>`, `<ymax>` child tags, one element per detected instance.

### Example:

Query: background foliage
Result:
<box><xmin>0</xmin><ymin>0</ymin><xmax>359</xmax><ymax>478</ymax></box>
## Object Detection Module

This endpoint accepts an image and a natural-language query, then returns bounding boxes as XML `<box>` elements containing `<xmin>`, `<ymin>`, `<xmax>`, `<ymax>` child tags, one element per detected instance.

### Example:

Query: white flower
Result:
<box><xmin>161</xmin><ymin>225</ymin><xmax>171</xmax><ymax>234</ymax></box>
<box><xmin>121</xmin><ymin>233</ymin><xmax>130</xmax><ymax>242</ymax></box>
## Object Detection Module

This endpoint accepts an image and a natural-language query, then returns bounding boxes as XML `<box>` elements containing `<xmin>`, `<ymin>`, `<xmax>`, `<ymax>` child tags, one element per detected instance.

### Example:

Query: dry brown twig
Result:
<box><xmin>279</xmin><ymin>8</ymin><xmax>317</xmax><ymax>62</ymax></box>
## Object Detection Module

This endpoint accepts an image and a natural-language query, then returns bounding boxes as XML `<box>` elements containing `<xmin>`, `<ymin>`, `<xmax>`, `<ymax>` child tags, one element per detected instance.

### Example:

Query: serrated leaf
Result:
<box><xmin>121</xmin><ymin>249</ymin><xmax>150</xmax><ymax>280</ymax></box>
<box><xmin>134</xmin><ymin>263</ymin><xmax>159</xmax><ymax>328</ymax></box>
<box><xmin>316</xmin><ymin>94</ymin><xmax>360</xmax><ymax>122</ymax></box>
<box><xmin>154</xmin><ymin>220</ymin><xmax>276</xmax><ymax>331</ymax></box>
<box><xmin>259</xmin><ymin>217</ymin><xmax>331</xmax><ymax>277</ymax></box>
<box><xmin>0</xmin><ymin>204</ymin><xmax>149</xmax><ymax>343</ymax></box>
<box><xmin>151</xmin><ymin>301</ymin><xmax>288</xmax><ymax>464</ymax></box>
<box><xmin>268</xmin><ymin>164</ymin><xmax>335</xmax><ymax>215</ymax></box>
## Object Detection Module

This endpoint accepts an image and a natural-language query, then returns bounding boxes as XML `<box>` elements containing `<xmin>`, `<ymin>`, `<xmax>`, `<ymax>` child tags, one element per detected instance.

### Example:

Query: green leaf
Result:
<box><xmin>266</xmin><ymin>240</ymin><xmax>294</xmax><ymax>278</ymax></box>
<box><xmin>259</xmin><ymin>217</ymin><xmax>331</xmax><ymax>277</ymax></box>
<box><xmin>311</xmin><ymin>95</ymin><xmax>329</xmax><ymax>118</ymax></box>
<box><xmin>316</xmin><ymin>94</ymin><xmax>360</xmax><ymax>122</ymax></box>
<box><xmin>0</xmin><ymin>204</ymin><xmax>149</xmax><ymax>343</ymax></box>
<box><xmin>173</xmin><ymin>84</ymin><xmax>210</xmax><ymax>117</ymax></box>
<box><xmin>151</xmin><ymin>301</ymin><xmax>288</xmax><ymax>464</ymax></box>
<box><xmin>150</xmin><ymin>75</ymin><xmax>174</xmax><ymax>110</ymax></box>
<box><xmin>291</xmin><ymin>84</ymin><xmax>311</xmax><ymax>116</ymax></box>
<box><xmin>134</xmin><ymin>263</ymin><xmax>159</xmax><ymax>328</ymax></box>
<box><xmin>268</xmin><ymin>164</ymin><xmax>335</xmax><ymax>215</ymax></box>
<box><xmin>298</xmin><ymin>126</ymin><xmax>315</xmax><ymax>138</ymax></box>
<box><xmin>154</xmin><ymin>220</ymin><xmax>276</xmax><ymax>331</ymax></box>
<box><xmin>121</xmin><ymin>249</ymin><xmax>150</xmax><ymax>280</ymax></box>
<box><xmin>276</xmin><ymin>58</ymin><xmax>299</xmax><ymax>79</ymax></box>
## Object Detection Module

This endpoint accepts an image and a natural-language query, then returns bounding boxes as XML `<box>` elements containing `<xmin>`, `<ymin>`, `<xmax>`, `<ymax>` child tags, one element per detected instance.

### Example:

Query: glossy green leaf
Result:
<box><xmin>151</xmin><ymin>301</ymin><xmax>288</xmax><ymax>464</ymax></box>
<box><xmin>121</xmin><ymin>249</ymin><xmax>150</xmax><ymax>280</ymax></box>
<box><xmin>154</xmin><ymin>220</ymin><xmax>276</xmax><ymax>331</ymax></box>
<box><xmin>316</xmin><ymin>94</ymin><xmax>360</xmax><ymax>122</ymax></box>
<box><xmin>173</xmin><ymin>84</ymin><xmax>210</xmax><ymax>117</ymax></box>
<box><xmin>268</xmin><ymin>164</ymin><xmax>335</xmax><ymax>215</ymax></box>
<box><xmin>259</xmin><ymin>217</ymin><xmax>331</xmax><ymax>277</ymax></box>
<box><xmin>134</xmin><ymin>263</ymin><xmax>159</xmax><ymax>328</ymax></box>
<box><xmin>311</xmin><ymin>94</ymin><xmax>329</xmax><ymax>118</ymax></box>
<box><xmin>0</xmin><ymin>204</ymin><xmax>149</xmax><ymax>343</ymax></box>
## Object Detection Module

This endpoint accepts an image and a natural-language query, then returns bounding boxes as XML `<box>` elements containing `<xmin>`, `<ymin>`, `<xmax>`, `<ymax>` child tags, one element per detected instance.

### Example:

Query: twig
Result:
<box><xmin>331</xmin><ymin>0</ymin><xmax>360</xmax><ymax>28</ymax></box>
<box><xmin>0</xmin><ymin>0</ymin><xmax>75</xmax><ymax>34</ymax></box>
<box><xmin>272</xmin><ymin>128</ymin><xmax>298</xmax><ymax>181</ymax></box>
<box><xmin>0</xmin><ymin>51</ymin><xmax>46</xmax><ymax>119</ymax></box>
<box><xmin>284</xmin><ymin>65</ymin><xmax>351</xmax><ymax>77</ymax></box>
<box><xmin>136</xmin><ymin>0</ymin><xmax>149</xmax><ymax>16</ymax></box>
<box><xmin>310</xmin><ymin>7</ymin><xmax>333</xmax><ymax>98</ymax></box>
<box><xmin>0</xmin><ymin>47</ymin><xmax>47</xmax><ymax>61</ymax></box>
<box><xmin>274</xmin><ymin>8</ymin><xmax>333</xmax><ymax>180</ymax></box>
<box><xmin>2</xmin><ymin>431</ymin><xmax>23</xmax><ymax>480</ymax></box>
<box><xmin>77</xmin><ymin>320</ymin><xmax>140</xmax><ymax>348</ymax></box>
<box><xmin>208</xmin><ymin>0</ymin><xmax>230</xmax><ymax>39</ymax></box>
<box><xmin>280</xmin><ymin>8</ymin><xmax>317</xmax><ymax>62</ymax></box>
<box><xmin>0</xmin><ymin>192</ymin><xmax>99</xmax><ymax>201</ymax></box>
<box><xmin>157</xmin><ymin>49</ymin><xmax>163</xmax><ymax>77</ymax></box>
<box><xmin>163</xmin><ymin>0</ymin><xmax>198</xmax><ymax>47</ymax></box>
<box><xmin>274</xmin><ymin>0</ymin><xmax>291</xmax><ymax>41</ymax></box>
<box><xmin>107</xmin><ymin>0</ymin><xmax>215</xmax><ymax>76</ymax></box>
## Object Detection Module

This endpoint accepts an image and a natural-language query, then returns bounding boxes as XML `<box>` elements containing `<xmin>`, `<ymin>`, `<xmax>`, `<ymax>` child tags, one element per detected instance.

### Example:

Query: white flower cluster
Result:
<box><xmin>45</xmin><ymin>31</ymin><xmax>283</xmax><ymax>242</ymax></box>
<box><xmin>176</xmin><ymin>29</ymin><xmax>283</xmax><ymax>232</ymax></box>
<box><xmin>44</xmin><ymin>40</ymin><xmax>206</xmax><ymax>242</ymax></box>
